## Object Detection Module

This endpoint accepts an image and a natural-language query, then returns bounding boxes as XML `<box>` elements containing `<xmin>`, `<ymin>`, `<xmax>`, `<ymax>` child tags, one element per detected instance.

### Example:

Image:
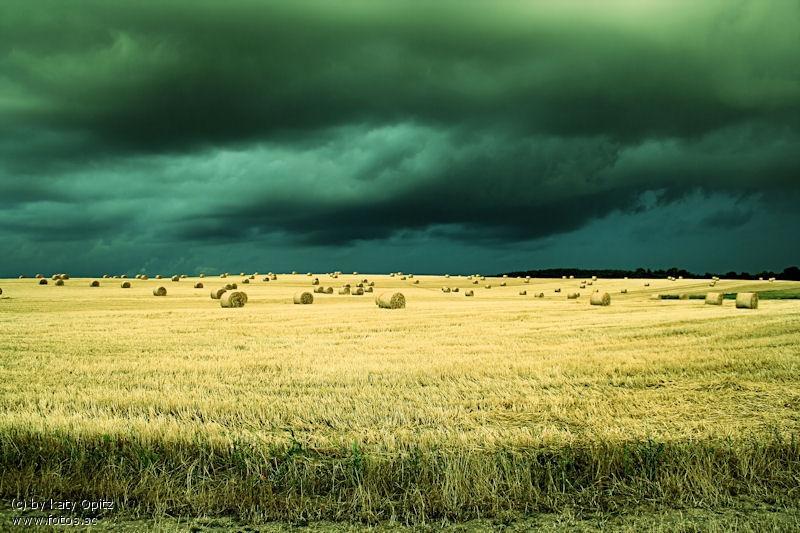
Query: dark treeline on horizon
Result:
<box><xmin>501</xmin><ymin>266</ymin><xmax>800</xmax><ymax>281</ymax></box>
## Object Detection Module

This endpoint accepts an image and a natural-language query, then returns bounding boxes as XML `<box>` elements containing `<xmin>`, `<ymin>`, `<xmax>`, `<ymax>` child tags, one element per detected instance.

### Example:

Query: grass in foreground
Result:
<box><xmin>1</xmin><ymin>275</ymin><xmax>799</xmax><ymax>524</ymax></box>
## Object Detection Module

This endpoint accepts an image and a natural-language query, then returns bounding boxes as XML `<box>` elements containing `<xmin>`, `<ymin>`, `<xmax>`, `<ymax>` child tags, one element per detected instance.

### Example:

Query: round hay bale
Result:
<box><xmin>55</xmin><ymin>279</ymin><xmax>64</xmax><ymax>286</ymax></box>
<box><xmin>121</xmin><ymin>281</ymin><xmax>131</xmax><ymax>288</ymax></box>
<box><xmin>500</xmin><ymin>282</ymin><xmax>506</xmax><ymax>286</ymax></box>
<box><xmin>442</xmin><ymin>287</ymin><xmax>451</xmax><ymax>293</ymax></box>
<box><xmin>239</xmin><ymin>272</ymin><xmax>245</xmax><ymax>276</ymax></box>
<box><xmin>220</xmin><ymin>273</ymin><xmax>228</xmax><ymax>278</ymax></box>
<box><xmin>580</xmin><ymin>284</ymin><xmax>586</xmax><ymax>289</ymax></box>
<box><xmin>736</xmin><ymin>292</ymin><xmax>758</xmax><ymax>309</ymax></box>
<box><xmin>376</xmin><ymin>292</ymin><xmax>405</xmax><ymax>309</ymax></box>
<box><xmin>352</xmin><ymin>287</ymin><xmax>365</xmax><ymax>295</ymax></box>
<box><xmin>249</xmin><ymin>275</ymin><xmax>255</xmax><ymax>280</ymax></box>
<box><xmin>51</xmin><ymin>275</ymin><xmax>59</xmax><ymax>280</ymax></box>
<box><xmin>0</xmin><ymin>287</ymin><xmax>2</xmax><ymax>294</ymax></box>
<box><xmin>307</xmin><ymin>272</ymin><xmax>313</xmax><ymax>276</ymax></box>
<box><xmin>225</xmin><ymin>283</ymin><xmax>238</xmax><ymax>290</ymax></box>
<box><xmin>210</xmin><ymin>288</ymin><xmax>227</xmax><ymax>299</ymax></box>
<box><xmin>338</xmin><ymin>287</ymin><xmax>350</xmax><ymax>295</ymax></box>
<box><xmin>242</xmin><ymin>278</ymin><xmax>250</xmax><ymax>284</ymax></box>
<box><xmin>523</xmin><ymin>279</ymin><xmax>530</xmax><ymax>284</ymax></box>
<box><xmin>445</xmin><ymin>274</ymin><xmax>450</xmax><ymax>278</ymax></box>
<box><xmin>452</xmin><ymin>288</ymin><xmax>459</xmax><ymax>293</ymax></box>
<box><xmin>140</xmin><ymin>275</ymin><xmax>149</xmax><ymax>280</ymax></box>
<box><xmin>591</xmin><ymin>276</ymin><xmax>598</xmax><ymax>281</ymax></box>
<box><xmin>313</xmin><ymin>287</ymin><xmax>323</xmax><ymax>293</ymax></box>
<box><xmin>62</xmin><ymin>274</ymin><xmax>70</xmax><ymax>280</ymax></box>
<box><xmin>590</xmin><ymin>292</ymin><xmax>611</xmax><ymax>306</ymax></box>
<box><xmin>644</xmin><ymin>282</ymin><xmax>650</xmax><ymax>287</ymax></box>
<box><xmin>312</xmin><ymin>278</ymin><xmax>320</xmax><ymax>285</ymax></box>
<box><xmin>464</xmin><ymin>290</ymin><xmax>474</xmax><ymax>297</ymax></box>
<box><xmin>554</xmin><ymin>288</ymin><xmax>561</xmax><ymax>293</ymax></box>
<box><xmin>155</xmin><ymin>275</ymin><xmax>162</xmax><ymax>279</ymax></box>
<box><xmin>587</xmin><ymin>281</ymin><xmax>593</xmax><ymax>286</ymax></box>
<box><xmin>519</xmin><ymin>290</ymin><xmax>527</xmax><ymax>295</ymax></box>
<box><xmin>180</xmin><ymin>274</ymin><xmax>187</xmax><ymax>279</ymax></box>
<box><xmin>39</xmin><ymin>279</ymin><xmax>48</xmax><ymax>285</ymax></box>
<box><xmin>569</xmin><ymin>275</ymin><xmax>574</xmax><ymax>279</ymax></box>
<box><xmin>413</xmin><ymin>280</ymin><xmax>419</xmax><ymax>284</ymax></box>
<box><xmin>119</xmin><ymin>275</ymin><xmax>126</xmax><ymax>279</ymax></box>
<box><xmin>153</xmin><ymin>286</ymin><xmax>167</xmax><ymax>296</ymax></box>
<box><xmin>324</xmin><ymin>287</ymin><xmax>333</xmax><ymax>294</ymax></box>
<box><xmin>199</xmin><ymin>274</ymin><xmax>205</xmax><ymax>278</ymax></box>
<box><xmin>567</xmin><ymin>292</ymin><xmax>580</xmax><ymax>299</ymax></box>
<box><xmin>293</xmin><ymin>291</ymin><xmax>314</xmax><ymax>304</ymax></box>
<box><xmin>113</xmin><ymin>275</ymin><xmax>119</xmax><ymax>279</ymax></box>
<box><xmin>262</xmin><ymin>277</ymin><xmax>270</xmax><ymax>282</ymax></box>
<box><xmin>270</xmin><ymin>275</ymin><xmax>277</xmax><ymax>280</ymax></box>
<box><xmin>705</xmin><ymin>292</ymin><xmax>723</xmax><ymax>305</ymax></box>
<box><xmin>535</xmin><ymin>292</ymin><xmax>544</xmax><ymax>298</ymax></box>
<box><xmin>35</xmin><ymin>274</ymin><xmax>44</xmax><ymax>279</ymax></box>
<box><xmin>400</xmin><ymin>276</ymin><xmax>407</xmax><ymax>281</ymax></box>
<box><xmin>90</xmin><ymin>280</ymin><xmax>100</xmax><ymax>287</ymax></box>
<box><xmin>194</xmin><ymin>282</ymin><xmax>204</xmax><ymax>289</ymax></box>
<box><xmin>485</xmin><ymin>285</ymin><xmax>492</xmax><ymax>289</ymax></box>
<box><xmin>171</xmin><ymin>275</ymin><xmax>179</xmax><ymax>282</ymax></box>
<box><xmin>220</xmin><ymin>291</ymin><xmax>248</xmax><ymax>308</ymax></box>
<box><xmin>620</xmin><ymin>289</ymin><xmax>628</xmax><ymax>294</ymax></box>
<box><xmin>365</xmin><ymin>286</ymin><xmax>374</xmax><ymax>293</ymax></box>
<box><xmin>472</xmin><ymin>280</ymin><xmax>479</xmax><ymax>285</ymax></box>
<box><xmin>769</xmin><ymin>277</ymin><xmax>776</xmax><ymax>282</ymax></box>
<box><xmin>650</xmin><ymin>294</ymin><xmax>662</xmax><ymax>300</ymax></box>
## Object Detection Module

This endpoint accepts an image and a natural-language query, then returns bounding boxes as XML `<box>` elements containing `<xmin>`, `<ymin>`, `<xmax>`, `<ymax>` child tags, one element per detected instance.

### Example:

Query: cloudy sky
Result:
<box><xmin>1</xmin><ymin>1</ymin><xmax>799</xmax><ymax>276</ymax></box>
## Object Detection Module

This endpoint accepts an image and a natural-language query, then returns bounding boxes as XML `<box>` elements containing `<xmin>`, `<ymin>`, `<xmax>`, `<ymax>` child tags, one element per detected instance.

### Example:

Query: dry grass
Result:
<box><xmin>0</xmin><ymin>275</ymin><xmax>799</xmax><ymax>523</ymax></box>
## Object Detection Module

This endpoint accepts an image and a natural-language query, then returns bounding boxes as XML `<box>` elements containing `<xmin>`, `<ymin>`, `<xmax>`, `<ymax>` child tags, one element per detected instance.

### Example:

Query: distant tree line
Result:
<box><xmin>500</xmin><ymin>266</ymin><xmax>800</xmax><ymax>281</ymax></box>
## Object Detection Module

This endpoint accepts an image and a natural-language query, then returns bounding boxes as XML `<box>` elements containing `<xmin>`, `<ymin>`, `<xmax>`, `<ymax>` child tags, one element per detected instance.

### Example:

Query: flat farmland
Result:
<box><xmin>1</xmin><ymin>274</ymin><xmax>799</xmax><ymax>526</ymax></box>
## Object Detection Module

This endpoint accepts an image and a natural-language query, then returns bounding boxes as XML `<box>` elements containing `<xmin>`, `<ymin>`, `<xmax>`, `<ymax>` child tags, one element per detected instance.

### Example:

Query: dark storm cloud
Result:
<box><xmin>1</xmin><ymin>1</ymin><xmax>799</xmax><ymax>274</ymax></box>
<box><xmin>2</xmin><ymin>0</ymin><xmax>799</xmax><ymax>158</ymax></box>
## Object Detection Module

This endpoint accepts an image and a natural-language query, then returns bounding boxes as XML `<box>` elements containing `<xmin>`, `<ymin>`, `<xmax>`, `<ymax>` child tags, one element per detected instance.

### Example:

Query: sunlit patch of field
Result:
<box><xmin>1</xmin><ymin>274</ymin><xmax>799</xmax><ymax>524</ymax></box>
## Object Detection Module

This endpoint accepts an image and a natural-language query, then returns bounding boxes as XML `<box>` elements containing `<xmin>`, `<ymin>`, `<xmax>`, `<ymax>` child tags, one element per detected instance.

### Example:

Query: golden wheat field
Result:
<box><xmin>1</xmin><ymin>274</ymin><xmax>799</xmax><ymax>528</ymax></box>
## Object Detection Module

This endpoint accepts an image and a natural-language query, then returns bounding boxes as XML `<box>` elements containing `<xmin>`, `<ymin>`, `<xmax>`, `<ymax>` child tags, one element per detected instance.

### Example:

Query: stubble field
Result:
<box><xmin>1</xmin><ymin>273</ymin><xmax>799</xmax><ymax>528</ymax></box>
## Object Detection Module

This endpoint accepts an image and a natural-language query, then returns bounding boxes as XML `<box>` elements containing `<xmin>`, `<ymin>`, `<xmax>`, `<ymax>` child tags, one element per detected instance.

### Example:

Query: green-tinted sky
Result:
<box><xmin>1</xmin><ymin>0</ymin><xmax>799</xmax><ymax>275</ymax></box>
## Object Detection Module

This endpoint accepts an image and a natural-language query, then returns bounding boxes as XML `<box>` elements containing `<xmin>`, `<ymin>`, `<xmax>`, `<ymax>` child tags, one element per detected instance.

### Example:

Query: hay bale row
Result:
<box><xmin>293</xmin><ymin>291</ymin><xmax>313</xmax><ymax>304</ymax></box>
<box><xmin>376</xmin><ymin>292</ymin><xmax>405</xmax><ymax>309</ymax></box>
<box><xmin>590</xmin><ymin>292</ymin><xmax>611</xmax><ymax>306</ymax></box>
<box><xmin>220</xmin><ymin>291</ymin><xmax>248</xmax><ymax>308</ymax></box>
